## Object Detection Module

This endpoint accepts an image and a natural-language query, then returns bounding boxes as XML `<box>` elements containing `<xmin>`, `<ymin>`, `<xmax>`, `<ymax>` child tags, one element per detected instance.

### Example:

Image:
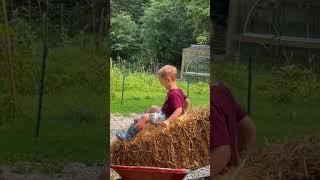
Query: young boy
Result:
<box><xmin>211</xmin><ymin>78</ymin><xmax>256</xmax><ymax>177</ymax></box>
<box><xmin>116</xmin><ymin>65</ymin><xmax>190</xmax><ymax>141</ymax></box>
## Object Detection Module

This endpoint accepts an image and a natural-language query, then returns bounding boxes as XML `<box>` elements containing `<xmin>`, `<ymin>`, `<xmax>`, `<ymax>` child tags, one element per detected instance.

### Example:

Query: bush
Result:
<box><xmin>272</xmin><ymin>65</ymin><xmax>319</xmax><ymax>103</ymax></box>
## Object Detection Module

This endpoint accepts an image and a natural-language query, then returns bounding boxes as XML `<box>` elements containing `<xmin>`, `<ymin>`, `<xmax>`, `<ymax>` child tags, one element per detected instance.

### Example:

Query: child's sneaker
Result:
<box><xmin>116</xmin><ymin>123</ymin><xmax>140</xmax><ymax>141</ymax></box>
<box><xmin>115</xmin><ymin>130</ymin><xmax>128</xmax><ymax>140</ymax></box>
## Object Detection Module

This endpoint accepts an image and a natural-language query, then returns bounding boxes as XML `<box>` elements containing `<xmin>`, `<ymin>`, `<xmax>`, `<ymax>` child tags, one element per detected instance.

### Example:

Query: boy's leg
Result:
<box><xmin>116</xmin><ymin>122</ymin><xmax>141</xmax><ymax>141</ymax></box>
<box><xmin>145</xmin><ymin>105</ymin><xmax>161</xmax><ymax>113</ymax></box>
<box><xmin>237</xmin><ymin>116</ymin><xmax>256</xmax><ymax>154</ymax></box>
<box><xmin>116</xmin><ymin>114</ymin><xmax>151</xmax><ymax>141</ymax></box>
<box><xmin>133</xmin><ymin>106</ymin><xmax>160</xmax><ymax>123</ymax></box>
<box><xmin>134</xmin><ymin>105</ymin><xmax>160</xmax><ymax>122</ymax></box>
<box><xmin>136</xmin><ymin>113</ymin><xmax>150</xmax><ymax>129</ymax></box>
<box><xmin>211</xmin><ymin>145</ymin><xmax>231</xmax><ymax>177</ymax></box>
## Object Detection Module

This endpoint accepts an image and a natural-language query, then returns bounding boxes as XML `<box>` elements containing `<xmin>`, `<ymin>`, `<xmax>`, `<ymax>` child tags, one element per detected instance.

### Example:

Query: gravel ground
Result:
<box><xmin>110</xmin><ymin>114</ymin><xmax>210</xmax><ymax>180</ymax></box>
<box><xmin>0</xmin><ymin>162</ymin><xmax>105</xmax><ymax>180</ymax></box>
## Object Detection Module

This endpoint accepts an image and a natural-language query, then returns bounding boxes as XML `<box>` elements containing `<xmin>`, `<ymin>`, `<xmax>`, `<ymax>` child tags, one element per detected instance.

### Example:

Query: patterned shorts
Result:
<box><xmin>149</xmin><ymin>111</ymin><xmax>167</xmax><ymax>124</ymax></box>
<box><xmin>134</xmin><ymin>112</ymin><xmax>167</xmax><ymax>124</ymax></box>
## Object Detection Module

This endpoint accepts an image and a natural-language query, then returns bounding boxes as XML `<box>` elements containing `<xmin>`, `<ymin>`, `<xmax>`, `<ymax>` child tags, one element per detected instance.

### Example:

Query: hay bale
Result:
<box><xmin>218</xmin><ymin>135</ymin><xmax>320</xmax><ymax>180</ymax></box>
<box><xmin>111</xmin><ymin>107</ymin><xmax>210</xmax><ymax>170</ymax></box>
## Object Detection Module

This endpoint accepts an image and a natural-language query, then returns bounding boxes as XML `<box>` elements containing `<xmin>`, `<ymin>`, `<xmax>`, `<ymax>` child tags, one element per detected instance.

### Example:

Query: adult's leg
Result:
<box><xmin>237</xmin><ymin>116</ymin><xmax>256</xmax><ymax>154</ymax></box>
<box><xmin>211</xmin><ymin>145</ymin><xmax>231</xmax><ymax>177</ymax></box>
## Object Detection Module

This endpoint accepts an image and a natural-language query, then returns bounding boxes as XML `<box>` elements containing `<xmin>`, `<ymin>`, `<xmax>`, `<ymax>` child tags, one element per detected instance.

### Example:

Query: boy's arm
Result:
<box><xmin>161</xmin><ymin>107</ymin><xmax>183</xmax><ymax>127</ymax></box>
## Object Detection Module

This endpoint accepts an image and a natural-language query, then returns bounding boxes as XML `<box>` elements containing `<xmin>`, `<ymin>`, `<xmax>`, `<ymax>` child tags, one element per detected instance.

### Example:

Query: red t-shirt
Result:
<box><xmin>161</xmin><ymin>88</ymin><xmax>187</xmax><ymax>117</ymax></box>
<box><xmin>210</xmin><ymin>82</ymin><xmax>247</xmax><ymax>165</ymax></box>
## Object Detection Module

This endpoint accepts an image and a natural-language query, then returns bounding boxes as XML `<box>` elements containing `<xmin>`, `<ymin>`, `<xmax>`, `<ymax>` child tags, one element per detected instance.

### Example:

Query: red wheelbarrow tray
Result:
<box><xmin>111</xmin><ymin>165</ymin><xmax>191</xmax><ymax>180</ymax></box>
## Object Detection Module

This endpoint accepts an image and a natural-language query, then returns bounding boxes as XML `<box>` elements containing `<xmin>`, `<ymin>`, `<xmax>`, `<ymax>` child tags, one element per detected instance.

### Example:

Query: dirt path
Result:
<box><xmin>0</xmin><ymin>162</ymin><xmax>104</xmax><ymax>180</ymax></box>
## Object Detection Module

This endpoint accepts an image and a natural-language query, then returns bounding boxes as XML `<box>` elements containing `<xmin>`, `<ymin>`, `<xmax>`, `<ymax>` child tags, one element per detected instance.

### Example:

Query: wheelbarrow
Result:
<box><xmin>111</xmin><ymin>165</ymin><xmax>191</xmax><ymax>180</ymax></box>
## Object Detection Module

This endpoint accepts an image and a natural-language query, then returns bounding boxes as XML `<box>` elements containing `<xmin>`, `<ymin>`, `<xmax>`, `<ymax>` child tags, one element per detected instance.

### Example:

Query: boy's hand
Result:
<box><xmin>163</xmin><ymin>107</ymin><xmax>182</xmax><ymax>127</ymax></box>
<box><xmin>160</xmin><ymin>120</ymin><xmax>170</xmax><ymax>128</ymax></box>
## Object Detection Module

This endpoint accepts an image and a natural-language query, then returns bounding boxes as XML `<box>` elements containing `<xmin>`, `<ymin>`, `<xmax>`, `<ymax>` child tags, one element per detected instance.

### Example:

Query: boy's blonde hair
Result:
<box><xmin>157</xmin><ymin>65</ymin><xmax>177</xmax><ymax>81</ymax></box>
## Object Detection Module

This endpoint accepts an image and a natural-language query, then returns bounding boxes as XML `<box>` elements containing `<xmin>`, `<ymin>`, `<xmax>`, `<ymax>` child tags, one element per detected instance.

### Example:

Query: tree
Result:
<box><xmin>111</xmin><ymin>0</ymin><xmax>150</xmax><ymax>23</ymax></box>
<box><xmin>110</xmin><ymin>12</ymin><xmax>140</xmax><ymax>60</ymax></box>
<box><xmin>140</xmin><ymin>0</ymin><xmax>194</xmax><ymax>66</ymax></box>
<box><xmin>187</xmin><ymin>0</ymin><xmax>210</xmax><ymax>44</ymax></box>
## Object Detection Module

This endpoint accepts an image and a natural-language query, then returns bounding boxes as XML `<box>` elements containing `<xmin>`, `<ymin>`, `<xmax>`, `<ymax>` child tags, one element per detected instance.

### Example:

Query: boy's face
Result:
<box><xmin>159</xmin><ymin>76</ymin><xmax>172</xmax><ymax>89</ymax></box>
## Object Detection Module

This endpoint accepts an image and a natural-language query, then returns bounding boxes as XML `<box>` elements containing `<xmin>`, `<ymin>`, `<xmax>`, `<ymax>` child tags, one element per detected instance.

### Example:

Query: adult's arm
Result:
<box><xmin>211</xmin><ymin>145</ymin><xmax>231</xmax><ymax>177</ymax></box>
<box><xmin>238</xmin><ymin>116</ymin><xmax>256</xmax><ymax>153</ymax></box>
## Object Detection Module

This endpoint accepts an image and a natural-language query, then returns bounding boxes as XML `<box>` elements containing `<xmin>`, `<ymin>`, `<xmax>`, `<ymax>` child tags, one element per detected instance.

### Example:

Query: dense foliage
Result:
<box><xmin>110</xmin><ymin>0</ymin><xmax>210</xmax><ymax>66</ymax></box>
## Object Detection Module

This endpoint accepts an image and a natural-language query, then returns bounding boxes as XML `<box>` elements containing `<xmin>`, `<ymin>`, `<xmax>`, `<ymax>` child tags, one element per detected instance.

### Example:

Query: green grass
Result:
<box><xmin>214</xmin><ymin>62</ymin><xmax>320</xmax><ymax>147</ymax></box>
<box><xmin>0</xmin><ymin>43</ymin><xmax>107</xmax><ymax>170</ymax></box>
<box><xmin>110</xmin><ymin>68</ymin><xmax>209</xmax><ymax>114</ymax></box>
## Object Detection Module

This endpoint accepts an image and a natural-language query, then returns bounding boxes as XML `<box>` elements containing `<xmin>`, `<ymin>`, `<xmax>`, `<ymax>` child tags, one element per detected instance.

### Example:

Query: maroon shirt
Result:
<box><xmin>210</xmin><ymin>82</ymin><xmax>247</xmax><ymax>165</ymax></box>
<box><xmin>161</xmin><ymin>88</ymin><xmax>187</xmax><ymax>117</ymax></box>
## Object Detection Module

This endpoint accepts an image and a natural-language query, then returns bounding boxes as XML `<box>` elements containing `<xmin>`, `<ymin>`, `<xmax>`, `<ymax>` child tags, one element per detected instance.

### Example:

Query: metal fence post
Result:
<box><xmin>247</xmin><ymin>56</ymin><xmax>253</xmax><ymax>115</ymax></box>
<box><xmin>36</xmin><ymin>12</ymin><xmax>48</xmax><ymax>138</ymax></box>
<box><xmin>187</xmin><ymin>77</ymin><xmax>190</xmax><ymax>98</ymax></box>
<box><xmin>120</xmin><ymin>73</ymin><xmax>125</xmax><ymax>107</ymax></box>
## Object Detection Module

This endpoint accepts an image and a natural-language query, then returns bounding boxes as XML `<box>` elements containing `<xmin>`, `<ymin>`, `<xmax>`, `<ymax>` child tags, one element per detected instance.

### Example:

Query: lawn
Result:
<box><xmin>214</xmin><ymin>61</ymin><xmax>320</xmax><ymax>147</ymax></box>
<box><xmin>110</xmin><ymin>67</ymin><xmax>210</xmax><ymax>114</ymax></box>
<box><xmin>0</xmin><ymin>44</ymin><xmax>107</xmax><ymax>170</ymax></box>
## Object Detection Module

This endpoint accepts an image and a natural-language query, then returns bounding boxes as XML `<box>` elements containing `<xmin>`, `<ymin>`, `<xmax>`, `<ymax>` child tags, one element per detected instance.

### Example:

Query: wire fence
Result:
<box><xmin>110</xmin><ymin>57</ymin><xmax>210</xmax><ymax>114</ymax></box>
<box><xmin>214</xmin><ymin>0</ymin><xmax>320</xmax><ymax>145</ymax></box>
<box><xmin>0</xmin><ymin>0</ymin><xmax>107</xmax><ymax>163</ymax></box>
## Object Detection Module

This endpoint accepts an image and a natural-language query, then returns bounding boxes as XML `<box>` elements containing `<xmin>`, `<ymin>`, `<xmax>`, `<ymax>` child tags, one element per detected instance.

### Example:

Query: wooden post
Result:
<box><xmin>180</xmin><ymin>49</ymin><xmax>185</xmax><ymax>79</ymax></box>
<box><xmin>1</xmin><ymin>0</ymin><xmax>17</xmax><ymax>117</ymax></box>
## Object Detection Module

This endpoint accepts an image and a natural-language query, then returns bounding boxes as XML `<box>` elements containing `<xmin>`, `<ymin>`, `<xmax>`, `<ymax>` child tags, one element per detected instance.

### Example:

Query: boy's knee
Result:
<box><xmin>150</xmin><ymin>105</ymin><xmax>158</xmax><ymax>109</ymax></box>
<box><xmin>148</xmin><ymin>105</ymin><xmax>160</xmax><ymax>113</ymax></box>
<box><xmin>142</xmin><ymin>113</ymin><xmax>149</xmax><ymax>120</ymax></box>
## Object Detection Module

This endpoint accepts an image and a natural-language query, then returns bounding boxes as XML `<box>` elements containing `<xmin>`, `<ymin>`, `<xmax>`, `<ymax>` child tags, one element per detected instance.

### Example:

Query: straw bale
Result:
<box><xmin>110</xmin><ymin>107</ymin><xmax>210</xmax><ymax>170</ymax></box>
<box><xmin>217</xmin><ymin>135</ymin><xmax>320</xmax><ymax>180</ymax></box>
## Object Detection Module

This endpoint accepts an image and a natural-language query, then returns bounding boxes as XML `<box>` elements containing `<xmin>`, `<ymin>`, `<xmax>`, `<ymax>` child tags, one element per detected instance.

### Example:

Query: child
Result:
<box><xmin>210</xmin><ymin>78</ymin><xmax>256</xmax><ymax>177</ymax></box>
<box><xmin>116</xmin><ymin>65</ymin><xmax>190</xmax><ymax>141</ymax></box>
